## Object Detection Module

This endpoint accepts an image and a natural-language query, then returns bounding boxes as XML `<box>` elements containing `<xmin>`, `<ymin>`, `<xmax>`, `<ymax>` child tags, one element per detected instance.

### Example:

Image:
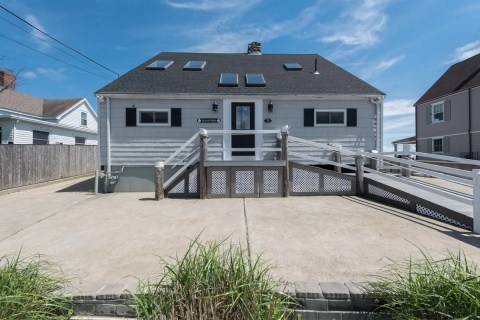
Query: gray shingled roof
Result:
<box><xmin>416</xmin><ymin>52</ymin><xmax>480</xmax><ymax>106</ymax></box>
<box><xmin>96</xmin><ymin>53</ymin><xmax>384</xmax><ymax>96</ymax></box>
<box><xmin>0</xmin><ymin>87</ymin><xmax>82</xmax><ymax>117</ymax></box>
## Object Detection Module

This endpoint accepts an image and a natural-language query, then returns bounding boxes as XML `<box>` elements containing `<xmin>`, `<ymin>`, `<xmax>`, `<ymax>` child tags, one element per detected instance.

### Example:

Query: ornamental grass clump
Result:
<box><xmin>369</xmin><ymin>250</ymin><xmax>480</xmax><ymax>320</ymax></box>
<box><xmin>133</xmin><ymin>238</ymin><xmax>298</xmax><ymax>320</ymax></box>
<box><xmin>0</xmin><ymin>252</ymin><xmax>72</xmax><ymax>320</ymax></box>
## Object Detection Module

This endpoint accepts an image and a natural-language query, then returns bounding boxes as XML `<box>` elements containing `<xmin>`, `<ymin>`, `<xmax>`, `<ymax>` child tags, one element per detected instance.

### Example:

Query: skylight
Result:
<box><xmin>146</xmin><ymin>60</ymin><xmax>174</xmax><ymax>70</ymax></box>
<box><xmin>218</xmin><ymin>73</ymin><xmax>238</xmax><ymax>87</ymax></box>
<box><xmin>183</xmin><ymin>61</ymin><xmax>206</xmax><ymax>71</ymax></box>
<box><xmin>245</xmin><ymin>73</ymin><xmax>266</xmax><ymax>87</ymax></box>
<box><xmin>283</xmin><ymin>63</ymin><xmax>302</xmax><ymax>71</ymax></box>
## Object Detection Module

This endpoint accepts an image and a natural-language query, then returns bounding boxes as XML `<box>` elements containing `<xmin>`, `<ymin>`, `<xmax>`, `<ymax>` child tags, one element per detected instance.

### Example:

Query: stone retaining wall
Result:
<box><xmin>69</xmin><ymin>282</ymin><xmax>390</xmax><ymax>319</ymax></box>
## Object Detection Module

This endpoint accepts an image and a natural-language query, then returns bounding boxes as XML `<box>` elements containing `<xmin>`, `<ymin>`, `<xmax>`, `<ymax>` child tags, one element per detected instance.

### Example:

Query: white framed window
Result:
<box><xmin>315</xmin><ymin>109</ymin><xmax>346</xmax><ymax>126</ymax></box>
<box><xmin>33</xmin><ymin>130</ymin><xmax>49</xmax><ymax>145</ymax></box>
<box><xmin>137</xmin><ymin>109</ymin><xmax>171</xmax><ymax>126</ymax></box>
<box><xmin>81</xmin><ymin>112</ymin><xmax>87</xmax><ymax>126</ymax></box>
<box><xmin>431</xmin><ymin>102</ymin><xmax>444</xmax><ymax>123</ymax></box>
<box><xmin>75</xmin><ymin>136</ymin><xmax>86</xmax><ymax>145</ymax></box>
<box><xmin>432</xmin><ymin>137</ymin><xmax>443</xmax><ymax>153</ymax></box>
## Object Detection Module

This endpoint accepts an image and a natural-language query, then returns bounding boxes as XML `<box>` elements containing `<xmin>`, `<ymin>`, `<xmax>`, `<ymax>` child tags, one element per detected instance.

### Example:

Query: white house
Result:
<box><xmin>95</xmin><ymin>42</ymin><xmax>384</xmax><ymax>192</ymax></box>
<box><xmin>0</xmin><ymin>70</ymin><xmax>98</xmax><ymax>145</ymax></box>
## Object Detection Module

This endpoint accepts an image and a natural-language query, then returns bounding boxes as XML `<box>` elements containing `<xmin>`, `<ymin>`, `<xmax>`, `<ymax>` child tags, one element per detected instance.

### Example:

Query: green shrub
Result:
<box><xmin>368</xmin><ymin>250</ymin><xmax>480</xmax><ymax>320</ymax></box>
<box><xmin>0</xmin><ymin>252</ymin><xmax>72</xmax><ymax>320</ymax></box>
<box><xmin>132</xmin><ymin>237</ymin><xmax>298</xmax><ymax>320</ymax></box>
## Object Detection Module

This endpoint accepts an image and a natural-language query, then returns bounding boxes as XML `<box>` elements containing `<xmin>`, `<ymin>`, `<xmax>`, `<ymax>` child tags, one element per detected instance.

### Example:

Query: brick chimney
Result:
<box><xmin>0</xmin><ymin>70</ymin><xmax>16</xmax><ymax>90</ymax></box>
<box><xmin>247</xmin><ymin>42</ymin><xmax>261</xmax><ymax>55</ymax></box>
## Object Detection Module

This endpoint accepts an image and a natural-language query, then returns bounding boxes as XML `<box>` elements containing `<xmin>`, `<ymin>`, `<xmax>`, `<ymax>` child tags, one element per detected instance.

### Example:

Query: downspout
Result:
<box><xmin>469</xmin><ymin>88</ymin><xmax>472</xmax><ymax>156</ymax></box>
<box><xmin>106</xmin><ymin>96</ymin><xmax>111</xmax><ymax>174</ymax></box>
<box><xmin>370</xmin><ymin>97</ymin><xmax>383</xmax><ymax>152</ymax></box>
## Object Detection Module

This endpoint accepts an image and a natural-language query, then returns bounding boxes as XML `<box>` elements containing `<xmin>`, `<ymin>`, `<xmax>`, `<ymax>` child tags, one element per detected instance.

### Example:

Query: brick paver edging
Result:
<box><xmin>69</xmin><ymin>281</ymin><xmax>390</xmax><ymax>319</ymax></box>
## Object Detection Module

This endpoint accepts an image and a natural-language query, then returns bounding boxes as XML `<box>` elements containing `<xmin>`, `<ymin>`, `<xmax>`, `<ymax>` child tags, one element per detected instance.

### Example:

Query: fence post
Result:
<box><xmin>334</xmin><ymin>146</ymin><xmax>342</xmax><ymax>173</ymax></box>
<box><xmin>94</xmin><ymin>170</ymin><xmax>99</xmax><ymax>195</ymax></box>
<box><xmin>371</xmin><ymin>150</ymin><xmax>378</xmax><ymax>171</ymax></box>
<box><xmin>401</xmin><ymin>163</ymin><xmax>412</xmax><ymax>178</ymax></box>
<box><xmin>199</xmin><ymin>129</ymin><xmax>208</xmax><ymax>199</ymax></box>
<box><xmin>154</xmin><ymin>161</ymin><xmax>165</xmax><ymax>200</ymax></box>
<box><xmin>474</xmin><ymin>169</ymin><xmax>480</xmax><ymax>234</ymax></box>
<box><xmin>355</xmin><ymin>154</ymin><xmax>365</xmax><ymax>196</ymax></box>
<box><xmin>281</xmin><ymin>125</ymin><xmax>290</xmax><ymax>197</ymax></box>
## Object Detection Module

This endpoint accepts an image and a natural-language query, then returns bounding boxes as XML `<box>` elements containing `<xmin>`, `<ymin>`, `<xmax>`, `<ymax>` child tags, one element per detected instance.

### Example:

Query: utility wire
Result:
<box><xmin>0</xmin><ymin>4</ymin><xmax>119</xmax><ymax>77</ymax></box>
<box><xmin>0</xmin><ymin>32</ymin><xmax>114</xmax><ymax>81</ymax></box>
<box><xmin>0</xmin><ymin>15</ymin><xmax>112</xmax><ymax>78</ymax></box>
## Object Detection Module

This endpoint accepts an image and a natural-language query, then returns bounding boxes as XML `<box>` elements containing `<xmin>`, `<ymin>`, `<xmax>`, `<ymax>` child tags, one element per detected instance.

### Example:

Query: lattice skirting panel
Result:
<box><xmin>415</xmin><ymin>204</ymin><xmax>471</xmax><ymax>230</ymax></box>
<box><xmin>207</xmin><ymin>167</ymin><xmax>283</xmax><ymax>198</ymax></box>
<box><xmin>289</xmin><ymin>162</ymin><xmax>356</xmax><ymax>196</ymax></box>
<box><xmin>365</xmin><ymin>179</ymin><xmax>472</xmax><ymax>230</ymax></box>
<box><xmin>165</xmin><ymin>166</ymin><xmax>199</xmax><ymax>198</ymax></box>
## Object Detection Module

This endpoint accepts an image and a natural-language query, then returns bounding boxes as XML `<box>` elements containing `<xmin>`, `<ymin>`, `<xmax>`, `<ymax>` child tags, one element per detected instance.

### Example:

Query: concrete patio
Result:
<box><xmin>0</xmin><ymin>175</ymin><xmax>479</xmax><ymax>293</ymax></box>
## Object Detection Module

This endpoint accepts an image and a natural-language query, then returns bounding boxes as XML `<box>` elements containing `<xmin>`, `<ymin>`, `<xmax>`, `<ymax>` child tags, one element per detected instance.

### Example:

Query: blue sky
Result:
<box><xmin>1</xmin><ymin>0</ymin><xmax>480</xmax><ymax>150</ymax></box>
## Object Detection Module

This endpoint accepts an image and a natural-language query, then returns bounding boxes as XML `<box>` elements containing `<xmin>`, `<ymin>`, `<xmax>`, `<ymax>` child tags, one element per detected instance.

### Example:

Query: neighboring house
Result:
<box><xmin>95</xmin><ymin>42</ymin><xmax>384</xmax><ymax>191</ymax></box>
<box><xmin>414</xmin><ymin>52</ymin><xmax>480</xmax><ymax>159</ymax></box>
<box><xmin>0</xmin><ymin>70</ymin><xmax>98</xmax><ymax>145</ymax></box>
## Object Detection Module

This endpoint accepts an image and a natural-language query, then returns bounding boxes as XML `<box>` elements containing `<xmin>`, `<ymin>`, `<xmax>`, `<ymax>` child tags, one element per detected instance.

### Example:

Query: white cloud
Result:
<box><xmin>36</xmin><ymin>68</ymin><xmax>66</xmax><ymax>81</ymax></box>
<box><xmin>384</xmin><ymin>114</ymin><xmax>414</xmax><ymax>131</ymax></box>
<box><xmin>184</xmin><ymin>2</ymin><xmax>322</xmax><ymax>53</ymax></box>
<box><xmin>449</xmin><ymin>40</ymin><xmax>480</xmax><ymax>64</ymax></box>
<box><xmin>164</xmin><ymin>0</ymin><xmax>262</xmax><ymax>11</ymax></box>
<box><xmin>22</xmin><ymin>71</ymin><xmax>37</xmax><ymax>79</ymax></box>
<box><xmin>321</xmin><ymin>0</ymin><xmax>389</xmax><ymax>47</ymax></box>
<box><xmin>383</xmin><ymin>99</ymin><xmax>415</xmax><ymax>117</ymax></box>
<box><xmin>25</xmin><ymin>14</ymin><xmax>50</xmax><ymax>50</ymax></box>
<box><xmin>383</xmin><ymin>114</ymin><xmax>415</xmax><ymax>152</ymax></box>
<box><xmin>362</xmin><ymin>55</ymin><xmax>404</xmax><ymax>79</ymax></box>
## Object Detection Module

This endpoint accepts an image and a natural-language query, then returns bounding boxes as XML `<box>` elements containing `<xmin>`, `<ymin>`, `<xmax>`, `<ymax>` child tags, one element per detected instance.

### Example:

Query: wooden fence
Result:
<box><xmin>0</xmin><ymin>145</ymin><xmax>97</xmax><ymax>191</ymax></box>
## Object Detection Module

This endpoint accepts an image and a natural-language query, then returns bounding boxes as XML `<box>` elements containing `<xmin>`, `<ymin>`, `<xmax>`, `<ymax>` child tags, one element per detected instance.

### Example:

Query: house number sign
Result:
<box><xmin>197</xmin><ymin>118</ymin><xmax>221</xmax><ymax>123</ymax></box>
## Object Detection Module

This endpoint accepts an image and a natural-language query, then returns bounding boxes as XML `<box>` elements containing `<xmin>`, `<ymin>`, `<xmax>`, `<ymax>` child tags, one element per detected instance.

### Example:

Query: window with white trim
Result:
<box><xmin>33</xmin><ymin>130</ymin><xmax>49</xmax><ymax>145</ymax></box>
<box><xmin>138</xmin><ymin>109</ymin><xmax>170</xmax><ymax>126</ymax></box>
<box><xmin>431</xmin><ymin>102</ymin><xmax>444</xmax><ymax>123</ymax></box>
<box><xmin>432</xmin><ymin>137</ymin><xmax>443</xmax><ymax>153</ymax></box>
<box><xmin>75</xmin><ymin>137</ymin><xmax>86</xmax><ymax>145</ymax></box>
<box><xmin>315</xmin><ymin>110</ymin><xmax>346</xmax><ymax>126</ymax></box>
<box><xmin>81</xmin><ymin>112</ymin><xmax>87</xmax><ymax>126</ymax></box>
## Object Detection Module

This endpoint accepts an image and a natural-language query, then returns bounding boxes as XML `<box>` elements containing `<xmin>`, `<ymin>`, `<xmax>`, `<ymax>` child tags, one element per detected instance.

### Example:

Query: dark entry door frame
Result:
<box><xmin>231</xmin><ymin>102</ymin><xmax>255</xmax><ymax>156</ymax></box>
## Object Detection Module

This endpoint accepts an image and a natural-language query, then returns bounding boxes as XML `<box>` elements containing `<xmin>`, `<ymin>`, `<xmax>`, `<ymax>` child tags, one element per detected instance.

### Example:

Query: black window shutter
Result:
<box><xmin>171</xmin><ymin>108</ymin><xmax>182</xmax><ymax>127</ymax></box>
<box><xmin>346</xmin><ymin>108</ymin><xmax>357</xmax><ymax>127</ymax></box>
<box><xmin>426</xmin><ymin>138</ymin><xmax>432</xmax><ymax>153</ymax></box>
<box><xmin>443</xmin><ymin>136</ymin><xmax>450</xmax><ymax>153</ymax></box>
<box><xmin>125</xmin><ymin>107</ymin><xmax>136</xmax><ymax>127</ymax></box>
<box><xmin>304</xmin><ymin>109</ymin><xmax>314</xmax><ymax>127</ymax></box>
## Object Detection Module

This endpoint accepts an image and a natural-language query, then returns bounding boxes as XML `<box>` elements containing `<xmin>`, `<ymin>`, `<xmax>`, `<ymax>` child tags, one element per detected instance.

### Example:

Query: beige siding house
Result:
<box><xmin>415</xmin><ymin>53</ymin><xmax>480</xmax><ymax>159</ymax></box>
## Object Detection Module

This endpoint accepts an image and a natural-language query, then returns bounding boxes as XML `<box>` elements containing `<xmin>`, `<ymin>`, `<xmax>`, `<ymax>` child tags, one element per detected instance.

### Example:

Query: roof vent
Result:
<box><xmin>247</xmin><ymin>42</ymin><xmax>261</xmax><ymax>55</ymax></box>
<box><xmin>314</xmin><ymin>58</ymin><xmax>319</xmax><ymax>75</ymax></box>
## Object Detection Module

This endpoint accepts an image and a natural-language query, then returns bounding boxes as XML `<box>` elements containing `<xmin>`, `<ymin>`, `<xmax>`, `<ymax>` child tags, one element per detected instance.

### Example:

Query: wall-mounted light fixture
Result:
<box><xmin>212</xmin><ymin>100</ymin><xmax>219</xmax><ymax>112</ymax></box>
<box><xmin>268</xmin><ymin>100</ymin><xmax>274</xmax><ymax>112</ymax></box>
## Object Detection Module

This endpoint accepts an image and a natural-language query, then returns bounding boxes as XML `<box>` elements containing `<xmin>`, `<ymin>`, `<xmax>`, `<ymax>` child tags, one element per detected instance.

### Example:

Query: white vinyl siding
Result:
<box><xmin>13</xmin><ymin>121</ymin><xmax>97</xmax><ymax>145</ymax></box>
<box><xmin>58</xmin><ymin>100</ymin><xmax>98</xmax><ymax>132</ymax></box>
<box><xmin>100</xmin><ymin>97</ymin><xmax>377</xmax><ymax>166</ymax></box>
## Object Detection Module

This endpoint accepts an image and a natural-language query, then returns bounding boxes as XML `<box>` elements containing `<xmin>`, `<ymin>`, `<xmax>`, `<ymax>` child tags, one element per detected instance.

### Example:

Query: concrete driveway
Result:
<box><xmin>0</xmin><ymin>176</ymin><xmax>479</xmax><ymax>293</ymax></box>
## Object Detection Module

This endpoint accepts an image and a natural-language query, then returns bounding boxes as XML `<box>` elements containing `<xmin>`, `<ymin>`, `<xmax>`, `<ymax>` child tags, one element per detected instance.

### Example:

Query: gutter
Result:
<box><xmin>370</xmin><ymin>97</ymin><xmax>384</xmax><ymax>152</ymax></box>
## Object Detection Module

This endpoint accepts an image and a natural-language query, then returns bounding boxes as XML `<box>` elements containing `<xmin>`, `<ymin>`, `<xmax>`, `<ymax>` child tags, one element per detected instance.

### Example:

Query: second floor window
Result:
<box><xmin>431</xmin><ymin>102</ymin><xmax>444</xmax><ymax>123</ymax></box>
<box><xmin>81</xmin><ymin>112</ymin><xmax>87</xmax><ymax>126</ymax></box>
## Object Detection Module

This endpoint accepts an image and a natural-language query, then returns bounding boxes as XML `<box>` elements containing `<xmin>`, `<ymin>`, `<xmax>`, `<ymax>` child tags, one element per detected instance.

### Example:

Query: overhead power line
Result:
<box><xmin>0</xmin><ymin>32</ymin><xmax>114</xmax><ymax>81</ymax></box>
<box><xmin>0</xmin><ymin>4</ymin><xmax>119</xmax><ymax>77</ymax></box>
<box><xmin>0</xmin><ymin>15</ymin><xmax>112</xmax><ymax>78</ymax></box>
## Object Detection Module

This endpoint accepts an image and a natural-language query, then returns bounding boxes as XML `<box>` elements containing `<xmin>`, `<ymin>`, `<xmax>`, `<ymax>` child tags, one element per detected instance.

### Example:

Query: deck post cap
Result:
<box><xmin>199</xmin><ymin>128</ymin><xmax>208</xmax><ymax>135</ymax></box>
<box><xmin>154</xmin><ymin>161</ymin><xmax>164</xmax><ymax>169</ymax></box>
<box><xmin>281</xmin><ymin>125</ymin><xmax>289</xmax><ymax>133</ymax></box>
